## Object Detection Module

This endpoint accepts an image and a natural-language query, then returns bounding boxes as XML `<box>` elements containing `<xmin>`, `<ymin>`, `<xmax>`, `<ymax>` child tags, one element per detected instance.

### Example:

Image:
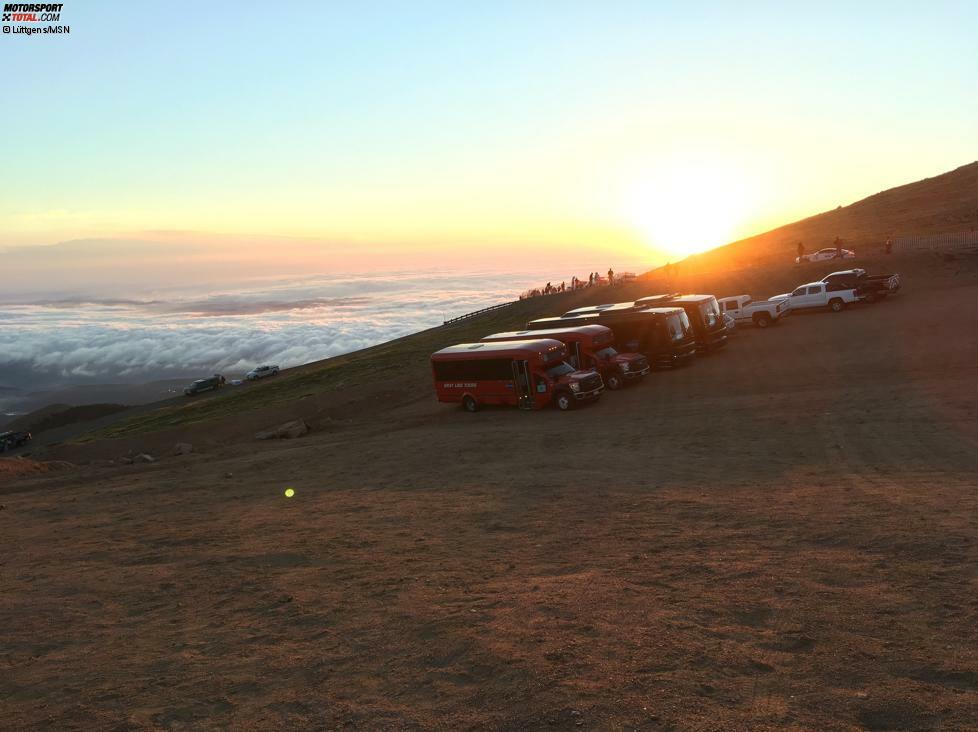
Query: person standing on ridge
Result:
<box><xmin>797</xmin><ymin>241</ymin><xmax>805</xmax><ymax>261</ymax></box>
<box><xmin>608</xmin><ymin>268</ymin><xmax>614</xmax><ymax>285</ymax></box>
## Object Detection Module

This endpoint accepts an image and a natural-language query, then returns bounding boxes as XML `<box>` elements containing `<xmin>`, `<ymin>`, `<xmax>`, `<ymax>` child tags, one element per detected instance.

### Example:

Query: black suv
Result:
<box><xmin>184</xmin><ymin>374</ymin><xmax>225</xmax><ymax>396</ymax></box>
<box><xmin>0</xmin><ymin>430</ymin><xmax>32</xmax><ymax>453</ymax></box>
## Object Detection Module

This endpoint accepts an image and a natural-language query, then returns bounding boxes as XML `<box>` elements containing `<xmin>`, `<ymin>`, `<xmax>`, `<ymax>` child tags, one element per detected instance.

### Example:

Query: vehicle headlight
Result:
<box><xmin>569</xmin><ymin>382</ymin><xmax>580</xmax><ymax>392</ymax></box>
<box><xmin>620</xmin><ymin>363</ymin><xmax>630</xmax><ymax>373</ymax></box>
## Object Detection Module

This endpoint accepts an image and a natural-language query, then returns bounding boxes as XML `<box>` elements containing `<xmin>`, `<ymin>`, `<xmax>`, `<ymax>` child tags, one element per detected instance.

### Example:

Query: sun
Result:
<box><xmin>622</xmin><ymin>161</ymin><xmax>755</xmax><ymax>259</ymax></box>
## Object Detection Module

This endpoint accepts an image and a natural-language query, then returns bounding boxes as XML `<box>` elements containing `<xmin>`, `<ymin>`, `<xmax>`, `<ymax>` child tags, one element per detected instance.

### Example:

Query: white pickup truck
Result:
<box><xmin>769</xmin><ymin>281</ymin><xmax>861</xmax><ymax>312</ymax></box>
<box><xmin>717</xmin><ymin>295</ymin><xmax>789</xmax><ymax>328</ymax></box>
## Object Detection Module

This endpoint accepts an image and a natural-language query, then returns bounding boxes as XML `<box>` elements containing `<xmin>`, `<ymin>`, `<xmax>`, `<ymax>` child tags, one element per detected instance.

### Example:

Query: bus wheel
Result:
<box><xmin>555</xmin><ymin>393</ymin><xmax>574</xmax><ymax>411</ymax></box>
<box><xmin>606</xmin><ymin>373</ymin><xmax>623</xmax><ymax>390</ymax></box>
<box><xmin>462</xmin><ymin>395</ymin><xmax>479</xmax><ymax>413</ymax></box>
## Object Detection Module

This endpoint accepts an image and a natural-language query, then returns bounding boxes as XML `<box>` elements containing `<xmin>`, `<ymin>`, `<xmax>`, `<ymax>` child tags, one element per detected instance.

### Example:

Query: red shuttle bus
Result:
<box><xmin>481</xmin><ymin>324</ymin><xmax>649</xmax><ymax>390</ymax></box>
<box><xmin>431</xmin><ymin>339</ymin><xmax>604</xmax><ymax>412</ymax></box>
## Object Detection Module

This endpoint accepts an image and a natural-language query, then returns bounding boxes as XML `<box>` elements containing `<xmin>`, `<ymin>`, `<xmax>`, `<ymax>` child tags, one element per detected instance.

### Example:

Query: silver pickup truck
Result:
<box><xmin>717</xmin><ymin>295</ymin><xmax>790</xmax><ymax>328</ymax></box>
<box><xmin>770</xmin><ymin>281</ymin><xmax>862</xmax><ymax>312</ymax></box>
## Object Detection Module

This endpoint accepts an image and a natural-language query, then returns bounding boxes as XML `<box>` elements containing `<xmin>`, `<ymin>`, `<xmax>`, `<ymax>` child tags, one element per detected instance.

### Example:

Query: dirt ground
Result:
<box><xmin>2</xmin><ymin>252</ymin><xmax>978</xmax><ymax>730</ymax></box>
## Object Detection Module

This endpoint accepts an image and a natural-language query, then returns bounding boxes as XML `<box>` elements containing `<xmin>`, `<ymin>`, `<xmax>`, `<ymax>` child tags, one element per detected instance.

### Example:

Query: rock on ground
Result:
<box><xmin>254</xmin><ymin>419</ymin><xmax>309</xmax><ymax>440</ymax></box>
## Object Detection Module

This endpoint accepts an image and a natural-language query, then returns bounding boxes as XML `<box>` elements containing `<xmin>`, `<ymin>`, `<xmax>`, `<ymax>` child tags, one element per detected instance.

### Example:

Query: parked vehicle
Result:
<box><xmin>636</xmin><ymin>294</ymin><xmax>728</xmax><ymax>352</ymax></box>
<box><xmin>183</xmin><ymin>374</ymin><xmax>225</xmax><ymax>396</ymax></box>
<box><xmin>769</xmin><ymin>281</ymin><xmax>861</xmax><ymax>312</ymax></box>
<box><xmin>0</xmin><ymin>430</ymin><xmax>32</xmax><ymax>453</ymax></box>
<box><xmin>482</xmin><ymin>324</ymin><xmax>649</xmax><ymax>390</ymax></box>
<box><xmin>796</xmin><ymin>247</ymin><xmax>855</xmax><ymax>264</ymax></box>
<box><xmin>431</xmin><ymin>339</ymin><xmax>604</xmax><ymax>412</ymax></box>
<box><xmin>246</xmin><ymin>364</ymin><xmax>280</xmax><ymax>380</ymax></box>
<box><xmin>723</xmin><ymin>313</ymin><xmax>736</xmax><ymax>334</ymax></box>
<box><xmin>819</xmin><ymin>268</ymin><xmax>901</xmax><ymax>303</ymax></box>
<box><xmin>562</xmin><ymin>302</ymin><xmax>636</xmax><ymax>318</ymax></box>
<box><xmin>718</xmin><ymin>295</ymin><xmax>790</xmax><ymax>328</ymax></box>
<box><xmin>527</xmin><ymin>307</ymin><xmax>697</xmax><ymax>368</ymax></box>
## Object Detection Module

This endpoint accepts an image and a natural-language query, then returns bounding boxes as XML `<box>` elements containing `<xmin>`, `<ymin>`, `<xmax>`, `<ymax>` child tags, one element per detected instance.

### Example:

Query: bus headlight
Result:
<box><xmin>569</xmin><ymin>382</ymin><xmax>580</xmax><ymax>392</ymax></box>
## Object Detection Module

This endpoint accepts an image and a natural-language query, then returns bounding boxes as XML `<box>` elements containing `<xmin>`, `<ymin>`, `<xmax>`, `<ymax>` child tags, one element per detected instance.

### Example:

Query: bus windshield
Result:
<box><xmin>666</xmin><ymin>313</ymin><xmax>687</xmax><ymax>341</ymax></box>
<box><xmin>699</xmin><ymin>298</ymin><xmax>721</xmax><ymax>328</ymax></box>
<box><xmin>594</xmin><ymin>346</ymin><xmax>618</xmax><ymax>360</ymax></box>
<box><xmin>546</xmin><ymin>361</ymin><xmax>576</xmax><ymax>378</ymax></box>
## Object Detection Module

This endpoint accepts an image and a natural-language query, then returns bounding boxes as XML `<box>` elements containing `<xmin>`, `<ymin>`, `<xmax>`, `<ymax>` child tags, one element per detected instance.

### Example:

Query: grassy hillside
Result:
<box><xmin>95</xmin><ymin>252</ymin><xmax>891</xmax><ymax>439</ymax></box>
<box><xmin>8</xmin><ymin>403</ymin><xmax>128</xmax><ymax>434</ymax></box>
<box><xmin>95</xmin><ymin>288</ymin><xmax>618</xmax><ymax>437</ymax></box>
<box><xmin>675</xmin><ymin>161</ymin><xmax>978</xmax><ymax>275</ymax></box>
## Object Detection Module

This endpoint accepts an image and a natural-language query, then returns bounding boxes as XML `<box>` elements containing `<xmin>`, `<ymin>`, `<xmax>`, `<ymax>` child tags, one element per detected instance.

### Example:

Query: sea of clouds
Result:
<box><xmin>0</xmin><ymin>270</ymin><xmax>544</xmax><ymax>395</ymax></box>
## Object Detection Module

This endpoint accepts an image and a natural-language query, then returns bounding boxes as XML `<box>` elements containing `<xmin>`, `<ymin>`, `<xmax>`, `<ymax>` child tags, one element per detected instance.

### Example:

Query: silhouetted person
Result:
<box><xmin>797</xmin><ymin>241</ymin><xmax>805</xmax><ymax>260</ymax></box>
<box><xmin>885</xmin><ymin>239</ymin><xmax>893</xmax><ymax>254</ymax></box>
<box><xmin>608</xmin><ymin>268</ymin><xmax>614</xmax><ymax>284</ymax></box>
<box><xmin>834</xmin><ymin>237</ymin><xmax>843</xmax><ymax>259</ymax></box>
<box><xmin>589</xmin><ymin>273</ymin><xmax>594</xmax><ymax>286</ymax></box>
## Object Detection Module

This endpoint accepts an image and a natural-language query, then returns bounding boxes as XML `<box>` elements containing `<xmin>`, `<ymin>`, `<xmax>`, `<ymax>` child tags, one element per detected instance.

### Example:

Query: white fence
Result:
<box><xmin>893</xmin><ymin>231</ymin><xmax>978</xmax><ymax>252</ymax></box>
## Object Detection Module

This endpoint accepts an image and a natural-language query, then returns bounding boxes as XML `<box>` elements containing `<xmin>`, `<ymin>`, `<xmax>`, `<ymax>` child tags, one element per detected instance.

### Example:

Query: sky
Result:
<box><xmin>2</xmin><ymin>0</ymin><xmax>976</xmax><ymax>286</ymax></box>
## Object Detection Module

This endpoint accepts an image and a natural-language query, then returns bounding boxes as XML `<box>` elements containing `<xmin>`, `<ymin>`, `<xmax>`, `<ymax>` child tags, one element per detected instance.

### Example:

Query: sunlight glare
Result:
<box><xmin>623</xmin><ymin>161</ymin><xmax>756</xmax><ymax>259</ymax></box>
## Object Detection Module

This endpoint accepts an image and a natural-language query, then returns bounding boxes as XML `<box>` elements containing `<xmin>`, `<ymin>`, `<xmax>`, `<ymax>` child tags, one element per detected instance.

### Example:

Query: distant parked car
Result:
<box><xmin>0</xmin><ymin>430</ymin><xmax>32</xmax><ymax>453</ymax></box>
<box><xmin>796</xmin><ymin>247</ymin><xmax>855</xmax><ymax>264</ymax></box>
<box><xmin>246</xmin><ymin>365</ymin><xmax>279</xmax><ymax>380</ymax></box>
<box><xmin>184</xmin><ymin>375</ymin><xmax>225</xmax><ymax>396</ymax></box>
<box><xmin>718</xmin><ymin>295</ymin><xmax>790</xmax><ymax>328</ymax></box>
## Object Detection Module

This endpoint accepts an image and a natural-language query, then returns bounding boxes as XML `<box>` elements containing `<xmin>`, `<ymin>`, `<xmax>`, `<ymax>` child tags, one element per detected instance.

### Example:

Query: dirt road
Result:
<box><xmin>2</xmin><ymin>253</ymin><xmax>977</xmax><ymax>730</ymax></box>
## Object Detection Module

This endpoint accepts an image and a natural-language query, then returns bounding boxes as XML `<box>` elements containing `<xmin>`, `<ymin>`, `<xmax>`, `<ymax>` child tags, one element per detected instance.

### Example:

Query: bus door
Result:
<box><xmin>511</xmin><ymin>360</ymin><xmax>533</xmax><ymax>409</ymax></box>
<box><xmin>570</xmin><ymin>342</ymin><xmax>583</xmax><ymax>369</ymax></box>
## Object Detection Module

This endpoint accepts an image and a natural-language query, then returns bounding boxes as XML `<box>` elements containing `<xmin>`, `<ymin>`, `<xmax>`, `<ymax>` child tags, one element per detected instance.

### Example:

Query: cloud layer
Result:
<box><xmin>0</xmin><ymin>271</ymin><xmax>541</xmax><ymax>393</ymax></box>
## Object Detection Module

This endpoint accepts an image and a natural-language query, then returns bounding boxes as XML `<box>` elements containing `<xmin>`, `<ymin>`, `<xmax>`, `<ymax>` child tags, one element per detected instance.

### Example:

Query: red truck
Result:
<box><xmin>431</xmin><ymin>339</ymin><xmax>604</xmax><ymax>412</ymax></box>
<box><xmin>482</xmin><ymin>324</ymin><xmax>649</xmax><ymax>390</ymax></box>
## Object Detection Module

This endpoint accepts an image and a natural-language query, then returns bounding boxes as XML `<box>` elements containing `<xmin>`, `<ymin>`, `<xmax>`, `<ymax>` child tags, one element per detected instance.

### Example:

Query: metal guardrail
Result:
<box><xmin>442</xmin><ymin>300</ymin><xmax>516</xmax><ymax>325</ymax></box>
<box><xmin>893</xmin><ymin>231</ymin><xmax>978</xmax><ymax>252</ymax></box>
<box><xmin>442</xmin><ymin>285</ymin><xmax>593</xmax><ymax>325</ymax></box>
